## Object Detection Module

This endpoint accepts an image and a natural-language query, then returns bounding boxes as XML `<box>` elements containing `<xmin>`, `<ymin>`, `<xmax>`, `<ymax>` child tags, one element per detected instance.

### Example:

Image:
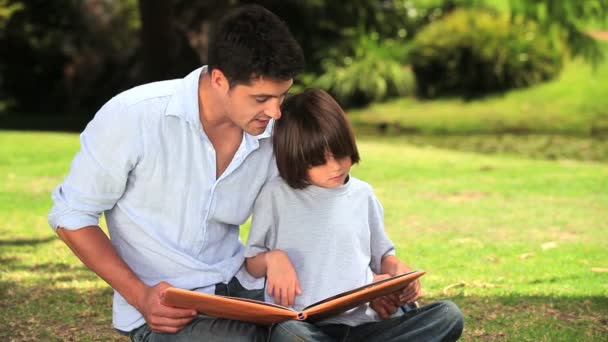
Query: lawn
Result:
<box><xmin>1</xmin><ymin>131</ymin><xmax>606</xmax><ymax>341</ymax></box>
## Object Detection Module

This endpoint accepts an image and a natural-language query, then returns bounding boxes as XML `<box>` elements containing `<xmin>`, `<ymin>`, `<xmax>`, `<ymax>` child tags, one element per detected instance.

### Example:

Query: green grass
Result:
<box><xmin>2</xmin><ymin>131</ymin><xmax>606</xmax><ymax>341</ymax></box>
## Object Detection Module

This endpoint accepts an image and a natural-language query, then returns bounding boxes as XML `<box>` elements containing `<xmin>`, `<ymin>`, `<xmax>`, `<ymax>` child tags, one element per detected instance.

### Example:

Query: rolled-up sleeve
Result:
<box><xmin>368</xmin><ymin>193</ymin><xmax>395</xmax><ymax>274</ymax></box>
<box><xmin>244</xmin><ymin>186</ymin><xmax>276</xmax><ymax>258</ymax></box>
<box><xmin>48</xmin><ymin>96</ymin><xmax>141</xmax><ymax>231</ymax></box>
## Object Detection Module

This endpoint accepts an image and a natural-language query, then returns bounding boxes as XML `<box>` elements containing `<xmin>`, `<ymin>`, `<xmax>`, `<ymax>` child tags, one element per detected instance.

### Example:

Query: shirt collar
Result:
<box><xmin>164</xmin><ymin>66</ymin><xmax>273</xmax><ymax>144</ymax></box>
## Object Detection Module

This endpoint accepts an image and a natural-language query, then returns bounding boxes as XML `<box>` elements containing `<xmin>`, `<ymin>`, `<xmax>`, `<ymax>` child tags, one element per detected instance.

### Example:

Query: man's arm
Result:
<box><xmin>57</xmin><ymin>226</ymin><xmax>197</xmax><ymax>333</ymax></box>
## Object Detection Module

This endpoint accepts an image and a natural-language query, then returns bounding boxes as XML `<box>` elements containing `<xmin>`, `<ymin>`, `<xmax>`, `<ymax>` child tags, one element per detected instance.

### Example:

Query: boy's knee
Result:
<box><xmin>436</xmin><ymin>300</ymin><xmax>464</xmax><ymax>339</ymax></box>
<box><xmin>271</xmin><ymin>320</ymin><xmax>308</xmax><ymax>342</ymax></box>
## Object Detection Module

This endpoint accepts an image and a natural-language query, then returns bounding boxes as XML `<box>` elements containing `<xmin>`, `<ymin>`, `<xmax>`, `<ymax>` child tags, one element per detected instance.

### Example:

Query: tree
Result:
<box><xmin>509</xmin><ymin>0</ymin><xmax>608</xmax><ymax>65</ymax></box>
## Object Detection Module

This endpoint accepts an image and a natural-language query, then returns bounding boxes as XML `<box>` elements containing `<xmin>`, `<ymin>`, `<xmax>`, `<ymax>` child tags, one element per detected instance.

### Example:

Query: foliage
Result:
<box><xmin>509</xmin><ymin>0</ymin><xmax>608</xmax><ymax>66</ymax></box>
<box><xmin>350</xmin><ymin>42</ymin><xmax>608</xmax><ymax>137</ymax></box>
<box><xmin>0</xmin><ymin>0</ymin><xmax>141</xmax><ymax>115</ymax></box>
<box><xmin>410</xmin><ymin>8</ymin><xmax>564</xmax><ymax>97</ymax></box>
<box><xmin>301</xmin><ymin>33</ymin><xmax>414</xmax><ymax>107</ymax></box>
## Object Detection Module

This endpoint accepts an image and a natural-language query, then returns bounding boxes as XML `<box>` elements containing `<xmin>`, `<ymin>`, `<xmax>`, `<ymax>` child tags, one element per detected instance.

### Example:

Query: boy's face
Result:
<box><xmin>223</xmin><ymin>76</ymin><xmax>293</xmax><ymax>136</ymax></box>
<box><xmin>307</xmin><ymin>155</ymin><xmax>352</xmax><ymax>188</ymax></box>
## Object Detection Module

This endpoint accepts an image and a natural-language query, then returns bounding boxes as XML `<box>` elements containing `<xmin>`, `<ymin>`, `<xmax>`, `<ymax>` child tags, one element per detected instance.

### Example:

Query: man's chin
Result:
<box><xmin>244</xmin><ymin>126</ymin><xmax>267</xmax><ymax>136</ymax></box>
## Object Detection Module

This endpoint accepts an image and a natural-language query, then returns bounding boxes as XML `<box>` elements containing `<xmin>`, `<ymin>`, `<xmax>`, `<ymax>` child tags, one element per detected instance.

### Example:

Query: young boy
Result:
<box><xmin>245</xmin><ymin>89</ymin><xmax>464</xmax><ymax>341</ymax></box>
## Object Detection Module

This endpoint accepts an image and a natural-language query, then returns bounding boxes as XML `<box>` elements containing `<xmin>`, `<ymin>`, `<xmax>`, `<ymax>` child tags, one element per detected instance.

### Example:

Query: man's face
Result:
<box><xmin>223</xmin><ymin>77</ymin><xmax>293</xmax><ymax>136</ymax></box>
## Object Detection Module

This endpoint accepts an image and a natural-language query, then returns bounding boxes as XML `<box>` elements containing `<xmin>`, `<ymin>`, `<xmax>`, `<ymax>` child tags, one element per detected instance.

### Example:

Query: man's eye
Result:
<box><xmin>255</xmin><ymin>97</ymin><xmax>269</xmax><ymax>103</ymax></box>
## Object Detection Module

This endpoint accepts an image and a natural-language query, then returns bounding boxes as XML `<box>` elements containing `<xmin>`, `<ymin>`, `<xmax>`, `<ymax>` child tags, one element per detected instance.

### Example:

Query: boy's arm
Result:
<box><xmin>245</xmin><ymin>250</ymin><xmax>302</xmax><ymax>307</ymax></box>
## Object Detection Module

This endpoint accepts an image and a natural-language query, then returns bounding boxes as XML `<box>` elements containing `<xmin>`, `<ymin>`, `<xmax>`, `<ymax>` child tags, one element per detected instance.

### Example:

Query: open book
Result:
<box><xmin>161</xmin><ymin>270</ymin><xmax>425</xmax><ymax>325</ymax></box>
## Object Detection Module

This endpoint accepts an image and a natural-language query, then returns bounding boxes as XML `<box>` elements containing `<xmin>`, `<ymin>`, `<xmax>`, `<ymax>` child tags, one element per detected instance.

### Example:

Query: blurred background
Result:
<box><xmin>1</xmin><ymin>2</ymin><xmax>607</xmax><ymax>341</ymax></box>
<box><xmin>1</xmin><ymin>0</ymin><xmax>607</xmax><ymax>159</ymax></box>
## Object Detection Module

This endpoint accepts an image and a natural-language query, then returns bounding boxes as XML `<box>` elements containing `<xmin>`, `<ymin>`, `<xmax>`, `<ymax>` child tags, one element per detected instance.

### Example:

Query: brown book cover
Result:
<box><xmin>161</xmin><ymin>270</ymin><xmax>425</xmax><ymax>326</ymax></box>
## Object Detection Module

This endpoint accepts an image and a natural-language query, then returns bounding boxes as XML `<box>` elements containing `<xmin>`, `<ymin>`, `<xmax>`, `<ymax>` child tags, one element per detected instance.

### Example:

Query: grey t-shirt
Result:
<box><xmin>245</xmin><ymin>176</ymin><xmax>395</xmax><ymax>326</ymax></box>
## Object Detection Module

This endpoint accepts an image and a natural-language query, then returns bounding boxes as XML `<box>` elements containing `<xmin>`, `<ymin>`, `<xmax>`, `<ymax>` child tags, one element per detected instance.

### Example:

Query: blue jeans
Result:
<box><xmin>129</xmin><ymin>277</ymin><xmax>269</xmax><ymax>342</ymax></box>
<box><xmin>270</xmin><ymin>300</ymin><xmax>464</xmax><ymax>342</ymax></box>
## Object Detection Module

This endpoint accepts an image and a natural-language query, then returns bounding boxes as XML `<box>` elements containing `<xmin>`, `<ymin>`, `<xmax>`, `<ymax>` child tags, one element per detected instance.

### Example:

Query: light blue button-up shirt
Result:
<box><xmin>48</xmin><ymin>67</ymin><xmax>275</xmax><ymax>332</ymax></box>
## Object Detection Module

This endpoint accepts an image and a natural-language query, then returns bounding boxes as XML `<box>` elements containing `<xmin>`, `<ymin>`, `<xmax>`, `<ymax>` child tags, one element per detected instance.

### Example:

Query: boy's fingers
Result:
<box><xmin>287</xmin><ymin>285</ymin><xmax>294</xmax><ymax>306</ymax></box>
<box><xmin>281</xmin><ymin>288</ymin><xmax>289</xmax><ymax>307</ymax></box>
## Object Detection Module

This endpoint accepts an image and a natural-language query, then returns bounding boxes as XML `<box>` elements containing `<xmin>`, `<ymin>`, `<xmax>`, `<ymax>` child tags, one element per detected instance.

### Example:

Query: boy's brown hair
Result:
<box><xmin>273</xmin><ymin>88</ymin><xmax>360</xmax><ymax>189</ymax></box>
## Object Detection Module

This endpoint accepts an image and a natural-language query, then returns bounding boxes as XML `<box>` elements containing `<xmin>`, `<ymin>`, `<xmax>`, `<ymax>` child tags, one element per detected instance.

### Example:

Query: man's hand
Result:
<box><xmin>135</xmin><ymin>282</ymin><xmax>197</xmax><ymax>333</ymax></box>
<box><xmin>265</xmin><ymin>250</ymin><xmax>302</xmax><ymax>307</ymax></box>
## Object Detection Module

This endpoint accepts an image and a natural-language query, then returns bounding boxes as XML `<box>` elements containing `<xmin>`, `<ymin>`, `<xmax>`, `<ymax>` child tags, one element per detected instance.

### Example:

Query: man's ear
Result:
<box><xmin>210</xmin><ymin>69</ymin><xmax>230</xmax><ymax>93</ymax></box>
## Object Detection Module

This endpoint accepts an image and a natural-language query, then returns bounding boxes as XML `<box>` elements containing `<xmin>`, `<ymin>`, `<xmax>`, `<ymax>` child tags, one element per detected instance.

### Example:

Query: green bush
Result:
<box><xmin>410</xmin><ymin>9</ymin><xmax>564</xmax><ymax>98</ymax></box>
<box><xmin>304</xmin><ymin>34</ymin><xmax>415</xmax><ymax>108</ymax></box>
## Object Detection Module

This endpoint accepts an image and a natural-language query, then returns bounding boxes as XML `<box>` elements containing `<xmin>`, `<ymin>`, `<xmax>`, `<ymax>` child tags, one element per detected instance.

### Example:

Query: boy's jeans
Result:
<box><xmin>130</xmin><ymin>278</ymin><xmax>464</xmax><ymax>342</ymax></box>
<box><xmin>270</xmin><ymin>300</ymin><xmax>464</xmax><ymax>342</ymax></box>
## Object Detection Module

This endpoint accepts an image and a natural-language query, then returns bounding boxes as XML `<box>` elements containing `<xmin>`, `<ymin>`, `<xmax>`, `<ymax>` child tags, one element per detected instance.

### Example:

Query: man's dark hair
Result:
<box><xmin>273</xmin><ymin>88</ymin><xmax>360</xmax><ymax>189</ymax></box>
<box><xmin>207</xmin><ymin>5</ymin><xmax>305</xmax><ymax>86</ymax></box>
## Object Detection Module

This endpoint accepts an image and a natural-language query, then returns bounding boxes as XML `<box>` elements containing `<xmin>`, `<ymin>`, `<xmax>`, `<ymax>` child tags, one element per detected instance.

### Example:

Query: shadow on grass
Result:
<box><xmin>0</xmin><ymin>255</ymin><xmax>100</xmax><ymax>284</ymax></box>
<box><xmin>433</xmin><ymin>294</ymin><xmax>608</xmax><ymax>341</ymax></box>
<box><xmin>0</xmin><ymin>278</ymin><xmax>123</xmax><ymax>342</ymax></box>
<box><xmin>0</xmin><ymin>236</ymin><xmax>55</xmax><ymax>246</ymax></box>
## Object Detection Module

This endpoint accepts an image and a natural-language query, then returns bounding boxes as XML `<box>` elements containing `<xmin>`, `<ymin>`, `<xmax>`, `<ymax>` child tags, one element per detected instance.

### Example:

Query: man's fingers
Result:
<box><xmin>156</xmin><ymin>305</ymin><xmax>197</xmax><ymax>319</ymax></box>
<box><xmin>148</xmin><ymin>314</ymin><xmax>195</xmax><ymax>329</ymax></box>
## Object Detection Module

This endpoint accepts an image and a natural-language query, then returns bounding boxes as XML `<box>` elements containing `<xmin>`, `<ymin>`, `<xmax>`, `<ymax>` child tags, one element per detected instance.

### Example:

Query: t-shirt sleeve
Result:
<box><xmin>47</xmin><ymin>95</ymin><xmax>141</xmax><ymax>231</ymax></box>
<box><xmin>244</xmin><ymin>184</ymin><xmax>277</xmax><ymax>257</ymax></box>
<box><xmin>368</xmin><ymin>191</ymin><xmax>395</xmax><ymax>274</ymax></box>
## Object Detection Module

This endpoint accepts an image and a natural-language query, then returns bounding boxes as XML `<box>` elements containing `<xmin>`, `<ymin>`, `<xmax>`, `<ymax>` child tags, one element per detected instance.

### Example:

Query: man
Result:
<box><xmin>49</xmin><ymin>5</ymin><xmax>304</xmax><ymax>341</ymax></box>
<box><xmin>49</xmin><ymin>4</ymin><xmax>463</xmax><ymax>342</ymax></box>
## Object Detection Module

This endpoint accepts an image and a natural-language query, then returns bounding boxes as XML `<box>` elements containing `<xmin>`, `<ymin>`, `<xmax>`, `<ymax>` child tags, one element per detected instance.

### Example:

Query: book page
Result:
<box><xmin>301</xmin><ymin>270</ymin><xmax>425</xmax><ymax>322</ymax></box>
<box><xmin>162</xmin><ymin>288</ymin><xmax>299</xmax><ymax>325</ymax></box>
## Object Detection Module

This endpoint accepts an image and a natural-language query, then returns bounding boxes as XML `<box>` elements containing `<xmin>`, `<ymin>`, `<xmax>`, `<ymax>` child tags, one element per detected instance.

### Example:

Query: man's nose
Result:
<box><xmin>265</xmin><ymin>99</ymin><xmax>282</xmax><ymax>120</ymax></box>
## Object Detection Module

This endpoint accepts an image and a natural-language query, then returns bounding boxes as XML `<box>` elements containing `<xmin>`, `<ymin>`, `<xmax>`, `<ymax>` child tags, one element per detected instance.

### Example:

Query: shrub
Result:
<box><xmin>304</xmin><ymin>33</ymin><xmax>415</xmax><ymax>108</ymax></box>
<box><xmin>410</xmin><ymin>9</ymin><xmax>564</xmax><ymax>98</ymax></box>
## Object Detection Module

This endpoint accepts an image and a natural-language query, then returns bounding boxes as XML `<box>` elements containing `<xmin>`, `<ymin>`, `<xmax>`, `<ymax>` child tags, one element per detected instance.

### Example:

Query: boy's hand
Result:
<box><xmin>265</xmin><ymin>250</ymin><xmax>302</xmax><ymax>307</ymax></box>
<box><xmin>370</xmin><ymin>273</ymin><xmax>400</xmax><ymax>319</ymax></box>
<box><xmin>370</xmin><ymin>257</ymin><xmax>422</xmax><ymax>319</ymax></box>
<box><xmin>391</xmin><ymin>263</ymin><xmax>421</xmax><ymax>304</ymax></box>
